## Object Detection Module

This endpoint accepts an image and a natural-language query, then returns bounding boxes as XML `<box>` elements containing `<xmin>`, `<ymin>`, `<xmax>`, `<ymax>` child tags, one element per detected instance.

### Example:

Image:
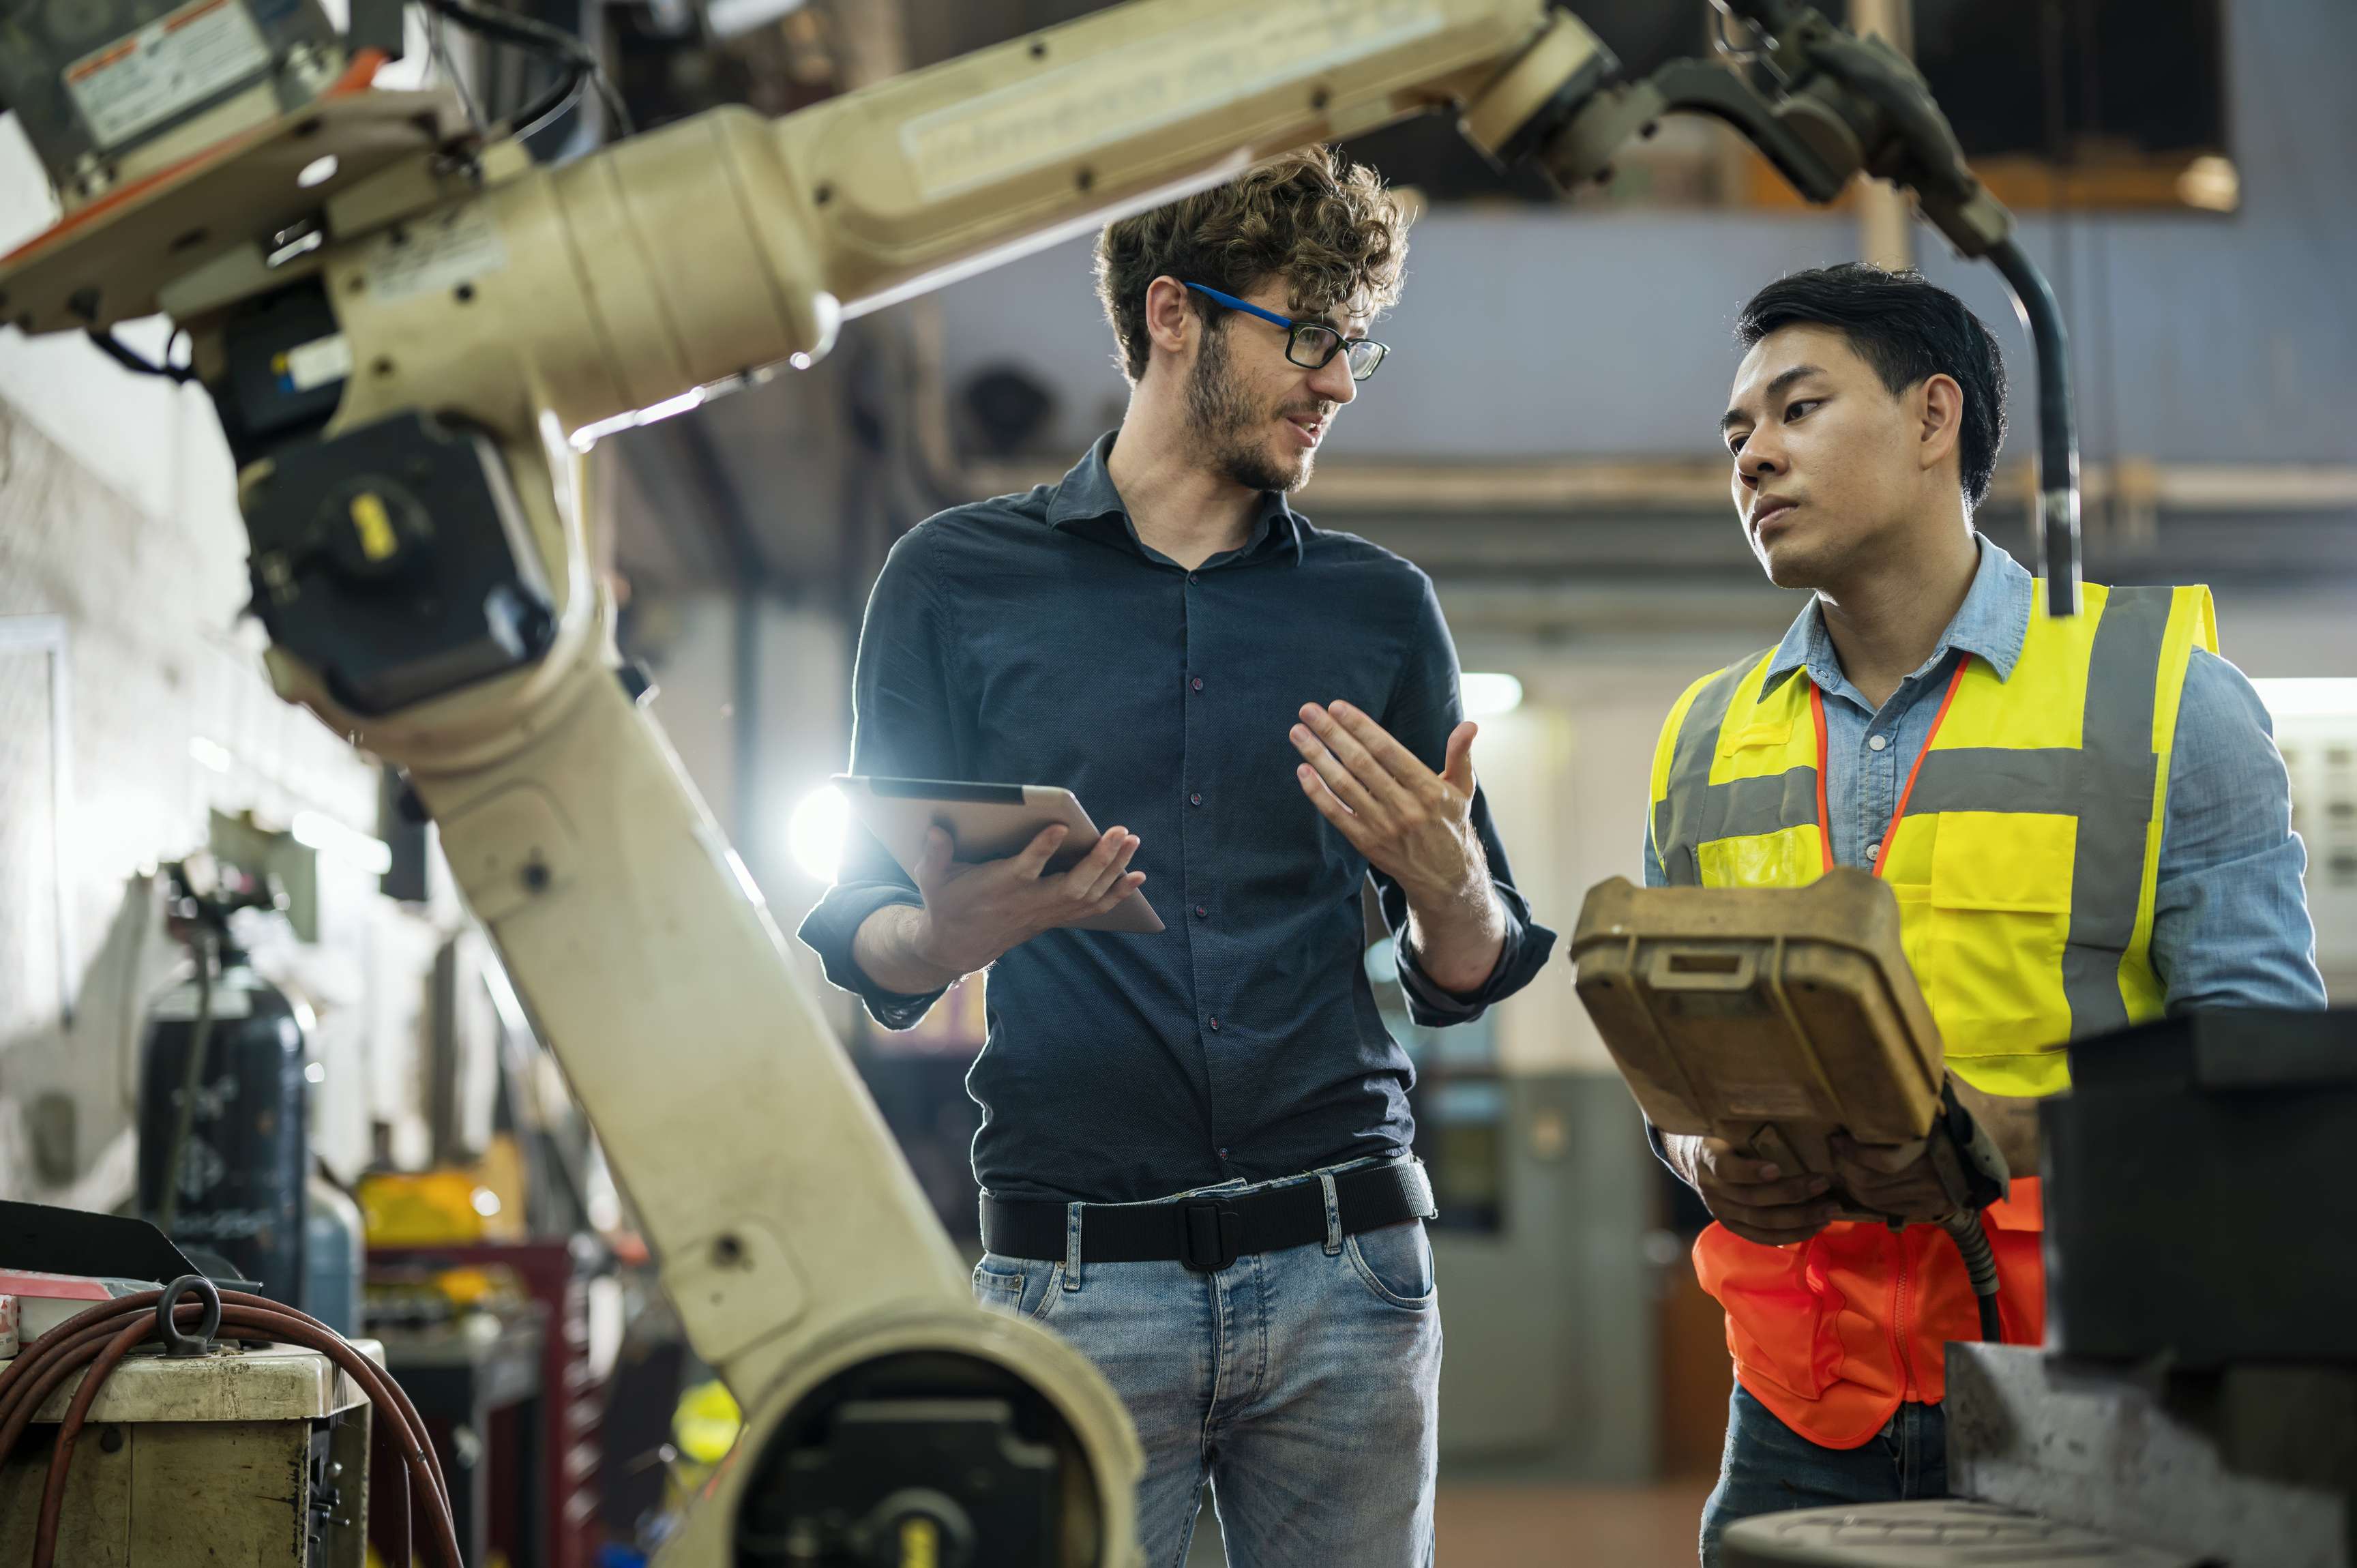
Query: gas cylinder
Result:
<box><xmin>137</xmin><ymin>954</ymin><xmax>310</xmax><ymax>1303</ymax></box>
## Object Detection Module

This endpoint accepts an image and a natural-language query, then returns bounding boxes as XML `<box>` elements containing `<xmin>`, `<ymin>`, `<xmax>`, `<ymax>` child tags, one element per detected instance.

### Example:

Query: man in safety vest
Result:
<box><xmin>1648</xmin><ymin>264</ymin><xmax>2327</xmax><ymax>1565</ymax></box>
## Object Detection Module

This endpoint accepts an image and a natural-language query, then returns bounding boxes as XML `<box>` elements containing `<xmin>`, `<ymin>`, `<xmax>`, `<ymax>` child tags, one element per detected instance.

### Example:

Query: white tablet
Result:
<box><xmin>833</xmin><ymin>775</ymin><xmax>1164</xmax><ymax>934</ymax></box>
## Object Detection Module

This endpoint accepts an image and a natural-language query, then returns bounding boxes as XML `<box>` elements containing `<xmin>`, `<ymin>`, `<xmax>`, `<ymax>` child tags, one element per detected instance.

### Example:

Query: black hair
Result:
<box><xmin>1734</xmin><ymin>263</ymin><xmax>2008</xmax><ymax>508</ymax></box>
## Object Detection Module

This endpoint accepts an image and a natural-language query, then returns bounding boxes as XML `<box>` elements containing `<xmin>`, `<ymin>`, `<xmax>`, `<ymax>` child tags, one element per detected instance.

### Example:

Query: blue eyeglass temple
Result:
<box><xmin>1183</xmin><ymin>282</ymin><xmax>1384</xmax><ymax>376</ymax></box>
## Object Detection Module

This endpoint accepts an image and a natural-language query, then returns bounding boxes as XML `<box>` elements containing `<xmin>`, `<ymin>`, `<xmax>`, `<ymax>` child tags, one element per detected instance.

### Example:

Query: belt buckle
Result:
<box><xmin>1179</xmin><ymin>1200</ymin><xmax>1243</xmax><ymax>1273</ymax></box>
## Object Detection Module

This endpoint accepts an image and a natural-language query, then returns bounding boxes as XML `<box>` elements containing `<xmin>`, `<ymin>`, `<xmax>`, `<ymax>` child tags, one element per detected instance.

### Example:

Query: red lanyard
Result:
<box><xmin>1809</xmin><ymin>661</ymin><xmax>1968</xmax><ymax>878</ymax></box>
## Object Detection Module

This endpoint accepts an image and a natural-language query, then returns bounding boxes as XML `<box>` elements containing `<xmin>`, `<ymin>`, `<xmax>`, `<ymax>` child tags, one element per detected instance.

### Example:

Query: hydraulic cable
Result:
<box><xmin>0</xmin><ymin>1281</ymin><xmax>462</xmax><ymax>1567</ymax></box>
<box><xmin>85</xmin><ymin>328</ymin><xmax>196</xmax><ymax>383</ymax></box>
<box><xmin>1940</xmin><ymin>1209</ymin><xmax>2006</xmax><ymax>1342</ymax></box>
<box><xmin>1987</xmin><ymin>235</ymin><xmax>2083</xmax><ymax>618</ymax></box>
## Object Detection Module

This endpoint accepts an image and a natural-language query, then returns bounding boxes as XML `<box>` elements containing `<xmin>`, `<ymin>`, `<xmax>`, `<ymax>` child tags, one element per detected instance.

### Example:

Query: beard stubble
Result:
<box><xmin>1184</xmin><ymin>321</ymin><xmax>1328</xmax><ymax>494</ymax></box>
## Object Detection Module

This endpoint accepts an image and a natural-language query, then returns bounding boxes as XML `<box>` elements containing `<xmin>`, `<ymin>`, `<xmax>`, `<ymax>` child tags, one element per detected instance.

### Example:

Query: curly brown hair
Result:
<box><xmin>1095</xmin><ymin>146</ymin><xmax>1410</xmax><ymax>384</ymax></box>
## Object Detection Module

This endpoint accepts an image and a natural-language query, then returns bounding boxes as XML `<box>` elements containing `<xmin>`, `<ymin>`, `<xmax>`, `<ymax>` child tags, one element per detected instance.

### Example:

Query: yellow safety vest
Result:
<box><xmin>1649</xmin><ymin>579</ymin><xmax>2217</xmax><ymax>1093</ymax></box>
<box><xmin>1648</xmin><ymin>578</ymin><xmax>2218</xmax><ymax>1445</ymax></box>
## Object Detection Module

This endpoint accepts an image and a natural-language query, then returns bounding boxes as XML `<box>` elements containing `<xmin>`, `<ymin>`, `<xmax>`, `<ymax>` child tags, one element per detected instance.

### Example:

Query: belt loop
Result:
<box><xmin>1320</xmin><ymin>1172</ymin><xmax>1343</xmax><ymax>1255</ymax></box>
<box><xmin>1063</xmin><ymin>1201</ymin><xmax>1084</xmax><ymax>1290</ymax></box>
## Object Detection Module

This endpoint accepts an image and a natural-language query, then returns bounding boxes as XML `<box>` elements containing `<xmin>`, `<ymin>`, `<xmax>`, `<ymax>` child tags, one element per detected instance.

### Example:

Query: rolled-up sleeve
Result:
<box><xmin>2150</xmin><ymin>649</ymin><xmax>2329</xmax><ymax>1011</ymax></box>
<box><xmin>1372</xmin><ymin>570</ymin><xmax>1557</xmax><ymax>1025</ymax></box>
<box><xmin>796</xmin><ymin>529</ymin><xmax>958</xmax><ymax>1030</ymax></box>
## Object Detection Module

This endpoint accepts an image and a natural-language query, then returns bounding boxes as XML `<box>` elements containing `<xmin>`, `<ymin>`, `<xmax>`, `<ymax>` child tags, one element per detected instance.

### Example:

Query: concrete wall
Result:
<box><xmin>0</xmin><ymin>119</ymin><xmax>422</xmax><ymax>1202</ymax></box>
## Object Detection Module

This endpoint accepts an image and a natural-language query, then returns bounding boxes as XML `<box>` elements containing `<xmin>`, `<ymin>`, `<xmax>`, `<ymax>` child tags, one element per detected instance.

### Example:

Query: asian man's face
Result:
<box><xmin>1721</xmin><ymin>323</ymin><xmax>1936</xmax><ymax>590</ymax></box>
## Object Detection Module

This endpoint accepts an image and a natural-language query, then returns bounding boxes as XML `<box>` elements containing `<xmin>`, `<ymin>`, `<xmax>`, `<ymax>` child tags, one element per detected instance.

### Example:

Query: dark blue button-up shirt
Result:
<box><xmin>799</xmin><ymin>433</ymin><xmax>1557</xmax><ymax>1204</ymax></box>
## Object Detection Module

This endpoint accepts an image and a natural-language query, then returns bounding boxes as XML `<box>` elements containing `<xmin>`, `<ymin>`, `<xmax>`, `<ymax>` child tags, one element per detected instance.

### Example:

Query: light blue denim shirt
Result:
<box><xmin>1644</xmin><ymin>539</ymin><xmax>2327</xmax><ymax>1012</ymax></box>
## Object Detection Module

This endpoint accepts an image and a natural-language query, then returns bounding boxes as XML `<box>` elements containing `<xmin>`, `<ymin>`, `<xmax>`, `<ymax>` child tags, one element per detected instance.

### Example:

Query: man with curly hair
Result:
<box><xmin>801</xmin><ymin>147</ymin><xmax>1555</xmax><ymax>1565</ymax></box>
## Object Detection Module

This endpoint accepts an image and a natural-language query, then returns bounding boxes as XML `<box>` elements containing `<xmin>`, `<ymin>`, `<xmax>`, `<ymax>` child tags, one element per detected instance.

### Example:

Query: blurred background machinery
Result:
<box><xmin>1</xmin><ymin>1</ymin><xmax>2353</xmax><ymax>1564</ymax></box>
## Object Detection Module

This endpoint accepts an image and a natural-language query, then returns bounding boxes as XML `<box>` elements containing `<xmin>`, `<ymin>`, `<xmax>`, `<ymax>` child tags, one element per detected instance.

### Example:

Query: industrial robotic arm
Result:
<box><xmin>0</xmin><ymin>3</ymin><xmax>2071</xmax><ymax>1562</ymax></box>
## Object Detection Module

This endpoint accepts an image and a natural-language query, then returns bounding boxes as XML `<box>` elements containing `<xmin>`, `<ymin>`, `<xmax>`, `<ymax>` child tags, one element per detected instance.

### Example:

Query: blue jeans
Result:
<box><xmin>1699</xmin><ymin>1385</ymin><xmax>1948</xmax><ymax>1567</ymax></box>
<box><xmin>973</xmin><ymin>1162</ymin><xmax>1442</xmax><ymax>1568</ymax></box>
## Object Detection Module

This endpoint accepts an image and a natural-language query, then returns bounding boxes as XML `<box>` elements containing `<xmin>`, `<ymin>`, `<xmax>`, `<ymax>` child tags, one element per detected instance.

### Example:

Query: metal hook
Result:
<box><xmin>155</xmin><ymin>1274</ymin><xmax>222</xmax><ymax>1357</ymax></box>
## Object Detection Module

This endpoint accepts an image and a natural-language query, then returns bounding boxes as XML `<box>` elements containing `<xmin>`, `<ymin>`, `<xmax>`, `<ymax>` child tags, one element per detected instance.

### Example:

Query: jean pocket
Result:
<box><xmin>975</xmin><ymin>1252</ymin><xmax>1065</xmax><ymax>1321</ymax></box>
<box><xmin>973</xmin><ymin>1262</ymin><xmax>1024</xmax><ymax>1316</ymax></box>
<box><xmin>1344</xmin><ymin>1220</ymin><xmax>1436</xmax><ymax>1310</ymax></box>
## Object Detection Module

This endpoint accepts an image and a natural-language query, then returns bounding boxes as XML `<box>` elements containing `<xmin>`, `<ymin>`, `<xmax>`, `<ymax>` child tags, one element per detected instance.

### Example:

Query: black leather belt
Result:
<box><xmin>981</xmin><ymin>1161</ymin><xmax>1435</xmax><ymax>1273</ymax></box>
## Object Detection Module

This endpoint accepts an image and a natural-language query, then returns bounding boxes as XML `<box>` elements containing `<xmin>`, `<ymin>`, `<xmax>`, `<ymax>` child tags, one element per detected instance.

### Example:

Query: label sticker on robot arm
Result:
<box><xmin>362</xmin><ymin>205</ymin><xmax>509</xmax><ymax>304</ymax></box>
<box><xmin>64</xmin><ymin>0</ymin><xmax>271</xmax><ymax>152</ymax></box>
<box><xmin>277</xmin><ymin>334</ymin><xmax>353</xmax><ymax>393</ymax></box>
<box><xmin>900</xmin><ymin>0</ymin><xmax>1447</xmax><ymax>201</ymax></box>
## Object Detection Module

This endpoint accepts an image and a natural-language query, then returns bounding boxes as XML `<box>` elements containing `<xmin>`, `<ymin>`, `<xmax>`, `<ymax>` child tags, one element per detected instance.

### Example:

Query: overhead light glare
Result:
<box><xmin>291</xmin><ymin>810</ymin><xmax>394</xmax><ymax>874</ymax></box>
<box><xmin>2176</xmin><ymin>155</ymin><xmax>2239</xmax><ymax>213</ymax></box>
<box><xmin>788</xmin><ymin>784</ymin><xmax>850</xmax><ymax>884</ymax></box>
<box><xmin>1461</xmin><ymin>672</ymin><xmax>1524</xmax><ymax>718</ymax></box>
<box><xmin>2252</xmin><ymin>678</ymin><xmax>2357</xmax><ymax>720</ymax></box>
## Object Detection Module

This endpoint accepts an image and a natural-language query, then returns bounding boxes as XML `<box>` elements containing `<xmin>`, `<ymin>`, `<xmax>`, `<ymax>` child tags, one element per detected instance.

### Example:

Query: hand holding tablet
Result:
<box><xmin>834</xmin><ymin>776</ymin><xmax>1164</xmax><ymax>938</ymax></box>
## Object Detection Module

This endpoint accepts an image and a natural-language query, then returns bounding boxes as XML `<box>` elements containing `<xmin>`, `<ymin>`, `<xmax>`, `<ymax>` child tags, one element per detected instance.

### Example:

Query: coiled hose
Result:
<box><xmin>0</xmin><ymin>1282</ymin><xmax>462</xmax><ymax>1567</ymax></box>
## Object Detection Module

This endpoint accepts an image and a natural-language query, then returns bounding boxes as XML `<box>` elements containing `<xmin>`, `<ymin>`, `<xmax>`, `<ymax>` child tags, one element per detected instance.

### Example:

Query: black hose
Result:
<box><xmin>1988</xmin><ymin>237</ymin><xmax>2082</xmax><ymax>618</ymax></box>
<box><xmin>86</xmin><ymin>329</ymin><xmax>196</xmax><ymax>383</ymax></box>
<box><xmin>511</xmin><ymin>61</ymin><xmax>590</xmax><ymax>143</ymax></box>
<box><xmin>1940</xmin><ymin>1208</ymin><xmax>2006</xmax><ymax>1342</ymax></box>
<box><xmin>421</xmin><ymin>0</ymin><xmax>632</xmax><ymax>138</ymax></box>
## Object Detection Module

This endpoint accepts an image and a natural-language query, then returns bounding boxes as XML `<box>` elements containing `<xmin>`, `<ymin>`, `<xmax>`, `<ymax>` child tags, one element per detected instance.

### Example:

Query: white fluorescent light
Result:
<box><xmin>787</xmin><ymin>784</ymin><xmax>849</xmax><ymax>883</ymax></box>
<box><xmin>291</xmin><ymin>810</ymin><xmax>394</xmax><ymax>875</ymax></box>
<box><xmin>1461</xmin><ymin>672</ymin><xmax>1524</xmax><ymax>718</ymax></box>
<box><xmin>707</xmin><ymin>0</ymin><xmax>809</xmax><ymax>40</ymax></box>
<box><xmin>2251</xmin><ymin>678</ymin><xmax>2357</xmax><ymax>720</ymax></box>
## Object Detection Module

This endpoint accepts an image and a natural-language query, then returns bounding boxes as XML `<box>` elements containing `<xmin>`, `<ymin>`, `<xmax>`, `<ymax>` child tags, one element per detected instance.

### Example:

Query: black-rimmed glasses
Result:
<box><xmin>1184</xmin><ymin>282</ymin><xmax>1390</xmax><ymax>381</ymax></box>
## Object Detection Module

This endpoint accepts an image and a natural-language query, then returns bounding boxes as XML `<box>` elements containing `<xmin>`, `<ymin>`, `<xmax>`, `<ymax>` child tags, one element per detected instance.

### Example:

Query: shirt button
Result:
<box><xmin>1869</xmin><ymin>733</ymin><xmax>1889</xmax><ymax>752</ymax></box>
<box><xmin>1189</xmin><ymin>792</ymin><xmax>1203</xmax><ymax>806</ymax></box>
<box><xmin>1188</xmin><ymin>572</ymin><xmax>1199</xmax><ymax>584</ymax></box>
<box><xmin>1209</xmin><ymin>1016</ymin><xmax>1222</xmax><ymax>1031</ymax></box>
<box><xmin>1218</xmin><ymin>1147</ymin><xmax>1230</xmax><ymax>1159</ymax></box>
<box><xmin>1191</xmin><ymin>677</ymin><xmax>1204</xmax><ymax>692</ymax></box>
<box><xmin>1867</xmin><ymin>843</ymin><xmax>1882</xmax><ymax>861</ymax></box>
<box><xmin>1194</xmin><ymin>904</ymin><xmax>1208</xmax><ymax>919</ymax></box>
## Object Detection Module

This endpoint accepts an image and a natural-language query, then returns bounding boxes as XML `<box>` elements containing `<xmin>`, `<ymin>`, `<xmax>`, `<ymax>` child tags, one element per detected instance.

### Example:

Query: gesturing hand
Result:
<box><xmin>908</xmin><ymin>822</ymin><xmax>1145</xmax><ymax>977</ymax></box>
<box><xmin>1289</xmin><ymin>700</ymin><xmax>1485</xmax><ymax>904</ymax></box>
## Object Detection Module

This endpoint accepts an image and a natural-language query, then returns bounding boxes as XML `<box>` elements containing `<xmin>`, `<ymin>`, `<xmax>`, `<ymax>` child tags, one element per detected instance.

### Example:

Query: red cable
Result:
<box><xmin>0</xmin><ymin>1288</ymin><xmax>462</xmax><ymax>1566</ymax></box>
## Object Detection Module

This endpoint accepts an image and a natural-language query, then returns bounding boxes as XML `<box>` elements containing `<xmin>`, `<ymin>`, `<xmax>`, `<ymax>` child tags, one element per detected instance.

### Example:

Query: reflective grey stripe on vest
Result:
<box><xmin>1653</xmin><ymin>653</ymin><xmax>1812</xmax><ymax>887</ymax></box>
<box><xmin>1658</xmin><ymin>587</ymin><xmax>2178</xmax><ymax>1034</ymax></box>
<box><xmin>1900</xmin><ymin>585</ymin><xmax>2175</xmax><ymax>1036</ymax></box>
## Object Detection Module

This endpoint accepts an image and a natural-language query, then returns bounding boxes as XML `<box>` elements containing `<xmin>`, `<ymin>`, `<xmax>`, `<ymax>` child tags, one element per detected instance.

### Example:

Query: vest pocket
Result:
<box><xmin>1698</xmin><ymin>825</ymin><xmax>1826</xmax><ymax>889</ymax></box>
<box><xmin>1913</xmin><ymin>811</ymin><xmax>2075</xmax><ymax>1059</ymax></box>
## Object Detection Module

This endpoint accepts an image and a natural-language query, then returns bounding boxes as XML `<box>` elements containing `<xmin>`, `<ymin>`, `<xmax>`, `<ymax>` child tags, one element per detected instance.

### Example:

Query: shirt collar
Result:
<box><xmin>1044</xmin><ymin>430</ymin><xmax>1307</xmax><ymax>565</ymax></box>
<box><xmin>1764</xmin><ymin>536</ymin><xmax>2034</xmax><ymax>694</ymax></box>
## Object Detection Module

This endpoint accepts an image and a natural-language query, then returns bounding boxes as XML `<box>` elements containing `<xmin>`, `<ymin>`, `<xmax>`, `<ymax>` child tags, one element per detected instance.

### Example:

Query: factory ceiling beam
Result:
<box><xmin>962</xmin><ymin>458</ymin><xmax>2357</xmax><ymax>516</ymax></box>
